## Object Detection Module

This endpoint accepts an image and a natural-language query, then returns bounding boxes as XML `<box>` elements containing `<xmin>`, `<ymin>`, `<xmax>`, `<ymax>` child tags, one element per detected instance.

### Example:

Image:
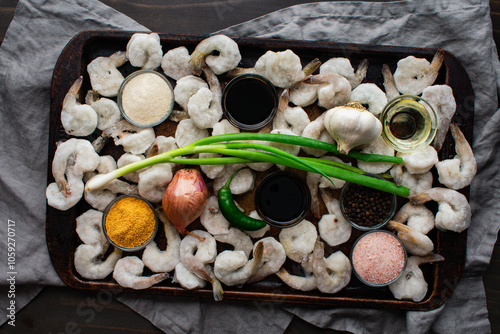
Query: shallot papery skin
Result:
<box><xmin>162</xmin><ymin>169</ymin><xmax>209</xmax><ymax>234</ymax></box>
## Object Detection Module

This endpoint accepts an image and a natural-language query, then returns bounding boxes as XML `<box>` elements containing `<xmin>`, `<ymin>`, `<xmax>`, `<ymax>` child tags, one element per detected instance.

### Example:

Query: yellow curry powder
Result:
<box><xmin>105</xmin><ymin>197</ymin><xmax>155</xmax><ymax>248</ymax></box>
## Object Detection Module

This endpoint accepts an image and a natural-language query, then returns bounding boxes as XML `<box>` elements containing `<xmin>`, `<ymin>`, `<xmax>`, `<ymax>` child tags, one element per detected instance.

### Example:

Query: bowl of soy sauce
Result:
<box><xmin>222</xmin><ymin>74</ymin><xmax>278</xmax><ymax>131</ymax></box>
<box><xmin>254</xmin><ymin>171</ymin><xmax>311</xmax><ymax>228</ymax></box>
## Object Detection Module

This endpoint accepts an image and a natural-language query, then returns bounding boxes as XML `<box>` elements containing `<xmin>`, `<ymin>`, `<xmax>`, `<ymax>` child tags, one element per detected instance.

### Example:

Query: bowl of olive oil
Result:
<box><xmin>379</xmin><ymin>95</ymin><xmax>437</xmax><ymax>153</ymax></box>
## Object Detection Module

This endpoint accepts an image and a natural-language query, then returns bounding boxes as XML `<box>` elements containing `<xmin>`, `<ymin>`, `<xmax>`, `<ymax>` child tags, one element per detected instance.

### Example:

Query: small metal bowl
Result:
<box><xmin>117</xmin><ymin>70</ymin><xmax>174</xmax><ymax>127</ymax></box>
<box><xmin>339</xmin><ymin>174</ymin><xmax>397</xmax><ymax>231</ymax></box>
<box><xmin>102</xmin><ymin>195</ymin><xmax>158</xmax><ymax>252</ymax></box>
<box><xmin>254</xmin><ymin>171</ymin><xmax>311</xmax><ymax>228</ymax></box>
<box><xmin>350</xmin><ymin>230</ymin><xmax>407</xmax><ymax>287</ymax></box>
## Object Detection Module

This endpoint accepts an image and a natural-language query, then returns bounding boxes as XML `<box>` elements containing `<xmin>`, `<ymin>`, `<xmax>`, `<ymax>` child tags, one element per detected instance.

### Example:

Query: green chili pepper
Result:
<box><xmin>218</xmin><ymin>167</ymin><xmax>267</xmax><ymax>231</ymax></box>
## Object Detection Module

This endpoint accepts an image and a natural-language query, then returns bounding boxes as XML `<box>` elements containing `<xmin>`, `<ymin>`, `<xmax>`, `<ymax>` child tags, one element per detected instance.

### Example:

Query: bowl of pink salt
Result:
<box><xmin>351</xmin><ymin>230</ymin><xmax>407</xmax><ymax>287</ymax></box>
<box><xmin>118</xmin><ymin>70</ymin><xmax>174</xmax><ymax>127</ymax></box>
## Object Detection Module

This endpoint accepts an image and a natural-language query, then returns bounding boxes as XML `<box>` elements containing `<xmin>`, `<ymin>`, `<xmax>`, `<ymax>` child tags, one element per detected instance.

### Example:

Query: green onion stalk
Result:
<box><xmin>85</xmin><ymin>132</ymin><xmax>410</xmax><ymax>198</ymax></box>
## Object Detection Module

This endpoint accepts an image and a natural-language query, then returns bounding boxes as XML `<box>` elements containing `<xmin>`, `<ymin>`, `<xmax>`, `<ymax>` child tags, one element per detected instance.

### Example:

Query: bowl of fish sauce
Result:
<box><xmin>254</xmin><ymin>171</ymin><xmax>311</xmax><ymax>228</ymax></box>
<box><xmin>102</xmin><ymin>195</ymin><xmax>159</xmax><ymax>252</ymax></box>
<box><xmin>222</xmin><ymin>73</ymin><xmax>278</xmax><ymax>131</ymax></box>
<box><xmin>339</xmin><ymin>175</ymin><xmax>397</xmax><ymax>231</ymax></box>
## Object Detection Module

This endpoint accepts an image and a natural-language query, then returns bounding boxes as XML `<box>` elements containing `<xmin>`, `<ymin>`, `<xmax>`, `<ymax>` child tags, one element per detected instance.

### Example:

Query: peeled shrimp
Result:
<box><xmin>435</xmin><ymin>123</ymin><xmax>477</xmax><ymax>190</ymax></box>
<box><xmin>312</xmin><ymin>240</ymin><xmax>351</xmax><ymax>294</ymax></box>
<box><xmin>138</xmin><ymin>164</ymin><xmax>173</xmax><ymax>203</ymax></box>
<box><xmin>320</xmin><ymin>58</ymin><xmax>368</xmax><ymax>89</ymax></box>
<box><xmin>61</xmin><ymin>76</ymin><xmax>98</xmax><ymax>136</ymax></box>
<box><xmin>393</xmin><ymin>202</ymin><xmax>435</xmax><ymax>235</ymax></box>
<box><xmin>200</xmin><ymin>196</ymin><xmax>231</xmax><ymax>235</ymax></box>
<box><xmin>173</xmin><ymin>75</ymin><xmax>208</xmax><ymax>111</ymax></box>
<box><xmin>214</xmin><ymin>242</ymin><xmax>264</xmax><ymax>286</ymax></box>
<box><xmin>247</xmin><ymin>237</ymin><xmax>286</xmax><ymax>283</ymax></box>
<box><xmin>87</xmin><ymin>51</ymin><xmax>127</xmax><ymax>97</ymax></box>
<box><xmin>245</xmin><ymin>211</ymin><xmax>271</xmax><ymax>239</ymax></box>
<box><xmin>300</xmin><ymin>113</ymin><xmax>336</xmax><ymax>157</ymax></box>
<box><xmin>190</xmin><ymin>35</ymin><xmax>241</xmax><ymax>75</ymax></box>
<box><xmin>175</xmin><ymin>119</ymin><xmax>209</xmax><ymax>148</ymax></box>
<box><xmin>387</xmin><ymin>221</ymin><xmax>434</xmax><ymax>256</ymax></box>
<box><xmin>180</xmin><ymin>230</ymin><xmax>223</xmax><ymax>301</ymax></box>
<box><xmin>85</xmin><ymin>90</ymin><xmax>122</xmax><ymax>130</ymax></box>
<box><xmin>92</xmin><ymin>120</ymin><xmax>155</xmax><ymax>154</ymax></box>
<box><xmin>142</xmin><ymin>210</ymin><xmax>181</xmax><ymax>273</ymax></box>
<box><xmin>272</xmin><ymin>89</ymin><xmax>310</xmax><ymax>136</ymax></box>
<box><xmin>276</xmin><ymin>254</ymin><xmax>316</xmax><ymax>291</ymax></box>
<box><xmin>200</xmin><ymin>120</ymin><xmax>239</xmax><ymax>179</ymax></box>
<box><xmin>357</xmin><ymin>135</ymin><xmax>395</xmax><ymax>174</ymax></box>
<box><xmin>75</xmin><ymin>209</ymin><xmax>107</xmax><ymax>246</ymax></box>
<box><xmin>288</xmin><ymin>58</ymin><xmax>322</xmax><ymax>107</ymax></box>
<box><xmin>116</xmin><ymin>153</ymin><xmax>145</xmax><ymax>183</ymax></box>
<box><xmin>214</xmin><ymin>227</ymin><xmax>254</xmax><ymax>259</ymax></box>
<box><xmin>161</xmin><ymin>46</ymin><xmax>196</xmax><ymax>80</ymax></box>
<box><xmin>389</xmin><ymin>253</ymin><xmax>445</xmax><ymax>302</ymax></box>
<box><xmin>381</xmin><ymin>64</ymin><xmax>400</xmax><ymax>101</ymax></box>
<box><xmin>303</xmin><ymin>73</ymin><xmax>351</xmax><ymax>109</ymax></box>
<box><xmin>74</xmin><ymin>244</ymin><xmax>122</xmax><ymax>280</ymax></box>
<box><xmin>393</xmin><ymin>49</ymin><xmax>444</xmax><ymax>95</ymax></box>
<box><xmin>391</xmin><ymin>166</ymin><xmax>433</xmax><ymax>196</ymax></box>
<box><xmin>113</xmin><ymin>256</ymin><xmax>169</xmax><ymax>290</ymax></box>
<box><xmin>252</xmin><ymin>49</ymin><xmax>304</xmax><ymax>88</ymax></box>
<box><xmin>279</xmin><ymin>220</ymin><xmax>317</xmax><ymax>263</ymax></box>
<box><xmin>398</xmin><ymin>145</ymin><xmax>438</xmax><ymax>174</ymax></box>
<box><xmin>187</xmin><ymin>66</ymin><xmax>223</xmax><ymax>129</ymax></box>
<box><xmin>422</xmin><ymin>85</ymin><xmax>457</xmax><ymax>151</ymax></box>
<box><xmin>318</xmin><ymin>189</ymin><xmax>352</xmax><ymax>247</ymax></box>
<box><xmin>410</xmin><ymin>187</ymin><xmax>471</xmax><ymax>233</ymax></box>
<box><xmin>173</xmin><ymin>262</ymin><xmax>206</xmax><ymax>289</ymax></box>
<box><xmin>46</xmin><ymin>138</ymin><xmax>100</xmax><ymax>211</ymax></box>
<box><xmin>349</xmin><ymin>83</ymin><xmax>388</xmax><ymax>116</ymax></box>
<box><xmin>269</xmin><ymin>129</ymin><xmax>301</xmax><ymax>169</ymax></box>
<box><xmin>213</xmin><ymin>164</ymin><xmax>254</xmax><ymax>195</ymax></box>
<box><xmin>126</xmin><ymin>33</ymin><xmax>162</xmax><ymax>70</ymax></box>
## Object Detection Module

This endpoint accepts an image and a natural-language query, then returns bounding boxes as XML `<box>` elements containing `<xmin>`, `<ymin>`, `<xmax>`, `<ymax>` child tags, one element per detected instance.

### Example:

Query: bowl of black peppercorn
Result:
<box><xmin>339</xmin><ymin>175</ymin><xmax>397</xmax><ymax>231</ymax></box>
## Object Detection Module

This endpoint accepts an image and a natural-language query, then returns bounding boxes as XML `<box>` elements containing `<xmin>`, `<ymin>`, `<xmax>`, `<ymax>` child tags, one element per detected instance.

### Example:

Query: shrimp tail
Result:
<box><xmin>189</xmin><ymin>50</ymin><xmax>205</xmax><ymax>75</ymax></box>
<box><xmin>253</xmin><ymin>241</ymin><xmax>264</xmax><ymax>263</ymax></box>
<box><xmin>409</xmin><ymin>192</ymin><xmax>433</xmax><ymax>206</ymax></box>
<box><xmin>151</xmin><ymin>272</ymin><xmax>170</xmax><ymax>284</ymax></box>
<box><xmin>430</xmin><ymin>49</ymin><xmax>445</xmax><ymax>72</ymax></box>
<box><xmin>211</xmin><ymin>279</ymin><xmax>224</xmax><ymax>301</ymax></box>
<box><xmin>419</xmin><ymin>253</ymin><xmax>445</xmax><ymax>265</ymax></box>
<box><xmin>302</xmin><ymin>58</ymin><xmax>321</xmax><ymax>76</ymax></box>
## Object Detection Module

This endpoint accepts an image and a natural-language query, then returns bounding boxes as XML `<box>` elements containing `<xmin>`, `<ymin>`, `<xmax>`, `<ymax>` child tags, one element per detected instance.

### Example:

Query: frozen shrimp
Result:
<box><xmin>279</xmin><ymin>220</ymin><xmax>317</xmax><ymax>263</ymax></box>
<box><xmin>74</xmin><ymin>244</ymin><xmax>122</xmax><ymax>280</ymax></box>
<box><xmin>142</xmin><ymin>210</ymin><xmax>181</xmax><ymax>273</ymax></box>
<box><xmin>398</xmin><ymin>145</ymin><xmax>438</xmax><ymax>174</ymax></box>
<box><xmin>87</xmin><ymin>51</ymin><xmax>127</xmax><ymax>97</ymax></box>
<box><xmin>138</xmin><ymin>164</ymin><xmax>173</xmax><ymax>203</ymax></box>
<box><xmin>116</xmin><ymin>153</ymin><xmax>145</xmax><ymax>183</ymax></box>
<box><xmin>46</xmin><ymin>170</ymin><xmax>85</xmax><ymax>211</ymax></box>
<box><xmin>145</xmin><ymin>135</ymin><xmax>178</xmax><ymax>168</ymax></box>
<box><xmin>75</xmin><ymin>209</ymin><xmax>107</xmax><ymax>246</ymax></box>
<box><xmin>244</xmin><ymin>211</ymin><xmax>271</xmax><ymax>239</ymax></box>
<box><xmin>381</xmin><ymin>64</ymin><xmax>400</xmax><ymax>101</ymax></box>
<box><xmin>410</xmin><ymin>187</ymin><xmax>471</xmax><ymax>233</ymax></box>
<box><xmin>161</xmin><ymin>46</ymin><xmax>196</xmax><ymax>80</ymax></box>
<box><xmin>389</xmin><ymin>253</ymin><xmax>445</xmax><ymax>302</ymax></box>
<box><xmin>272</xmin><ymin>89</ymin><xmax>310</xmax><ymax>135</ymax></box>
<box><xmin>288</xmin><ymin>58</ymin><xmax>322</xmax><ymax>107</ymax></box>
<box><xmin>269</xmin><ymin>129</ymin><xmax>301</xmax><ymax>167</ymax></box>
<box><xmin>200</xmin><ymin>196</ymin><xmax>231</xmax><ymax>235</ymax></box>
<box><xmin>391</xmin><ymin>166</ymin><xmax>433</xmax><ymax>196</ymax></box>
<box><xmin>214</xmin><ymin>242</ymin><xmax>264</xmax><ymax>286</ymax></box>
<box><xmin>61</xmin><ymin>76</ymin><xmax>98</xmax><ymax>137</ymax></box>
<box><xmin>213</xmin><ymin>164</ymin><xmax>254</xmax><ymax>195</ymax></box>
<box><xmin>175</xmin><ymin>119</ymin><xmax>209</xmax><ymax>148</ymax></box>
<box><xmin>393</xmin><ymin>49</ymin><xmax>445</xmax><ymax>95</ymax></box>
<box><xmin>387</xmin><ymin>221</ymin><xmax>434</xmax><ymax>256</ymax></box>
<box><xmin>312</xmin><ymin>241</ymin><xmax>351</xmax><ymax>294</ymax></box>
<box><xmin>320</xmin><ymin>58</ymin><xmax>368</xmax><ymax>89</ymax></box>
<box><xmin>357</xmin><ymin>135</ymin><xmax>395</xmax><ymax>174</ymax></box>
<box><xmin>300</xmin><ymin>113</ymin><xmax>336</xmax><ymax>157</ymax></box>
<box><xmin>214</xmin><ymin>227</ymin><xmax>254</xmax><ymax>259</ymax></box>
<box><xmin>187</xmin><ymin>66</ymin><xmax>223</xmax><ymax>129</ymax></box>
<box><xmin>304</xmin><ymin>73</ymin><xmax>351</xmax><ymax>109</ymax></box>
<box><xmin>85</xmin><ymin>90</ymin><xmax>122</xmax><ymax>130</ymax></box>
<box><xmin>190</xmin><ymin>35</ymin><xmax>241</xmax><ymax>75</ymax></box>
<box><xmin>247</xmin><ymin>237</ymin><xmax>286</xmax><ymax>283</ymax></box>
<box><xmin>92</xmin><ymin>120</ymin><xmax>155</xmax><ymax>154</ymax></box>
<box><xmin>435</xmin><ymin>123</ymin><xmax>477</xmax><ymax>190</ymax></box>
<box><xmin>349</xmin><ymin>83</ymin><xmax>388</xmax><ymax>116</ymax></box>
<box><xmin>393</xmin><ymin>202</ymin><xmax>435</xmax><ymax>235</ymax></box>
<box><xmin>113</xmin><ymin>256</ymin><xmax>169</xmax><ymax>290</ymax></box>
<box><xmin>174</xmin><ymin>75</ymin><xmax>208</xmax><ymax>111</ymax></box>
<box><xmin>251</xmin><ymin>49</ymin><xmax>304</xmax><ymax>88</ymax></box>
<box><xmin>180</xmin><ymin>230</ymin><xmax>224</xmax><ymax>301</ymax></box>
<box><xmin>422</xmin><ymin>85</ymin><xmax>457</xmax><ymax>151</ymax></box>
<box><xmin>276</xmin><ymin>255</ymin><xmax>316</xmax><ymax>291</ymax></box>
<box><xmin>318</xmin><ymin>156</ymin><xmax>349</xmax><ymax>189</ymax></box>
<box><xmin>126</xmin><ymin>33</ymin><xmax>162</xmax><ymax>70</ymax></box>
<box><xmin>318</xmin><ymin>189</ymin><xmax>352</xmax><ymax>247</ymax></box>
<box><xmin>173</xmin><ymin>262</ymin><xmax>206</xmax><ymax>289</ymax></box>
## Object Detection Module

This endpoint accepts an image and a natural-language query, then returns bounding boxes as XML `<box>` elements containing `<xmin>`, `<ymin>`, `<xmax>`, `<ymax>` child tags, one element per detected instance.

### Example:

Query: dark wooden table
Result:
<box><xmin>0</xmin><ymin>1</ymin><xmax>499</xmax><ymax>333</ymax></box>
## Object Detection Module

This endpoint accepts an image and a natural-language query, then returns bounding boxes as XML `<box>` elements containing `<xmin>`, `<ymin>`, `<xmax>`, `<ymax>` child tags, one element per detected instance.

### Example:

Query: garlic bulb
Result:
<box><xmin>324</xmin><ymin>102</ymin><xmax>382</xmax><ymax>154</ymax></box>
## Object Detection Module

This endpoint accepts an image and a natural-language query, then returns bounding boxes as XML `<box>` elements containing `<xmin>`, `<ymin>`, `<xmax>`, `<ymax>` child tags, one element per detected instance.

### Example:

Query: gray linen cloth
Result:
<box><xmin>0</xmin><ymin>0</ymin><xmax>498</xmax><ymax>333</ymax></box>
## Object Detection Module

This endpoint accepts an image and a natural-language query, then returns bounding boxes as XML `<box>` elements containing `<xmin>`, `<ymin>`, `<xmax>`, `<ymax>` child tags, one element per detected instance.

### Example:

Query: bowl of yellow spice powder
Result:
<box><xmin>102</xmin><ymin>195</ymin><xmax>158</xmax><ymax>252</ymax></box>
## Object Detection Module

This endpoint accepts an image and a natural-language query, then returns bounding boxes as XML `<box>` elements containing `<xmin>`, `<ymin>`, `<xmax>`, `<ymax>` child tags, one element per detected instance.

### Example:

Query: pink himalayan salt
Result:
<box><xmin>352</xmin><ymin>231</ymin><xmax>405</xmax><ymax>285</ymax></box>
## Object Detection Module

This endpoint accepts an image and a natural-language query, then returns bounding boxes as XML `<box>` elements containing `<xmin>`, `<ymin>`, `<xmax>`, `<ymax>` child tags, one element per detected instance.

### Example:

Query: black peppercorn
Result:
<box><xmin>342</xmin><ymin>183</ymin><xmax>394</xmax><ymax>227</ymax></box>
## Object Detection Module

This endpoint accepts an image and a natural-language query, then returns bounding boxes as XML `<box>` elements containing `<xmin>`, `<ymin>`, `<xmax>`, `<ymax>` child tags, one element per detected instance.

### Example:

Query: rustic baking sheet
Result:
<box><xmin>46</xmin><ymin>30</ymin><xmax>473</xmax><ymax>310</ymax></box>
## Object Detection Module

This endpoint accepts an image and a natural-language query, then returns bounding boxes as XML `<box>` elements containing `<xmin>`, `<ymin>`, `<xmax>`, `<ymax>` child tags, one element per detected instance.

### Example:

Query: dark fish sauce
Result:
<box><xmin>222</xmin><ymin>74</ymin><xmax>278</xmax><ymax>130</ymax></box>
<box><xmin>255</xmin><ymin>172</ymin><xmax>311</xmax><ymax>228</ymax></box>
